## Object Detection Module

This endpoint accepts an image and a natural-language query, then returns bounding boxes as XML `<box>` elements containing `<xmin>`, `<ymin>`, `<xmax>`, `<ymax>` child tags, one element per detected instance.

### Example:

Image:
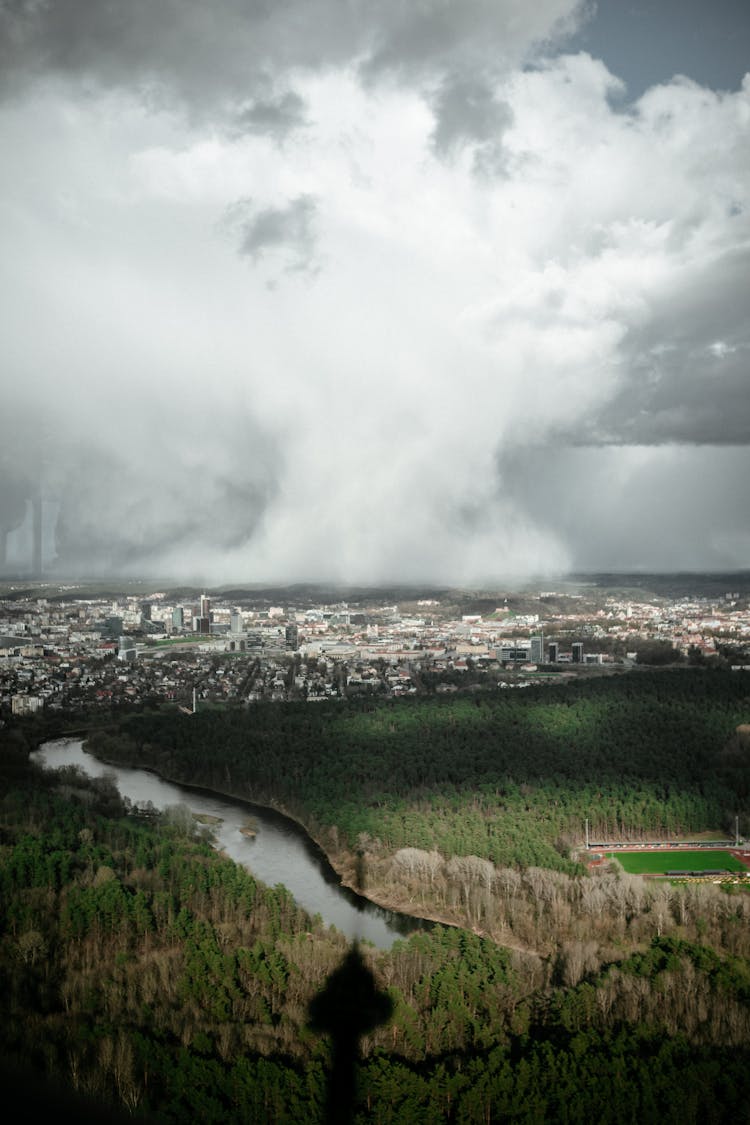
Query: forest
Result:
<box><xmin>2</xmin><ymin>725</ymin><xmax>750</xmax><ymax>1122</ymax></box>
<box><xmin>85</xmin><ymin>669</ymin><xmax>750</xmax><ymax>921</ymax></box>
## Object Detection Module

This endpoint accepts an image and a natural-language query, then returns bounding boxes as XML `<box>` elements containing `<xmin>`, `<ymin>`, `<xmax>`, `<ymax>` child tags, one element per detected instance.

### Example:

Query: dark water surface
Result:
<box><xmin>32</xmin><ymin>739</ymin><xmax>426</xmax><ymax>949</ymax></box>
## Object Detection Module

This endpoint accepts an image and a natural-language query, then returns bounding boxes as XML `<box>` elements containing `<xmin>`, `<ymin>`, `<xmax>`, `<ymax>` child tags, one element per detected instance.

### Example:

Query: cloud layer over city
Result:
<box><xmin>1</xmin><ymin>0</ymin><xmax>749</xmax><ymax>582</ymax></box>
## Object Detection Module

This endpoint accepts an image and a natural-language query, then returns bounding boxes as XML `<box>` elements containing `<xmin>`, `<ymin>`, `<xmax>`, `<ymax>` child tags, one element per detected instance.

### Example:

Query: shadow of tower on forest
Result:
<box><xmin>308</xmin><ymin>942</ymin><xmax>393</xmax><ymax>1125</ymax></box>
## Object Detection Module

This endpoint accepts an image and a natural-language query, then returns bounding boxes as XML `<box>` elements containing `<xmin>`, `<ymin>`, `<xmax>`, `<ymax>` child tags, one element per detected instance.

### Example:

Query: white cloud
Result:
<box><xmin>0</xmin><ymin>15</ymin><xmax>748</xmax><ymax>579</ymax></box>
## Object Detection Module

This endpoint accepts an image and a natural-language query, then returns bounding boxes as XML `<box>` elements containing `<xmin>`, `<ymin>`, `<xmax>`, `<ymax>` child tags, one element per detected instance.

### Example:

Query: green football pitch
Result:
<box><xmin>606</xmin><ymin>850</ymin><xmax>745</xmax><ymax>875</ymax></box>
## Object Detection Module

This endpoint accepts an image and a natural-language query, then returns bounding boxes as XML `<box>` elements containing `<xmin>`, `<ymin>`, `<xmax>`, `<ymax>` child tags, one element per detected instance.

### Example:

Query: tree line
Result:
<box><xmin>88</xmin><ymin>668</ymin><xmax>750</xmax><ymax>879</ymax></box>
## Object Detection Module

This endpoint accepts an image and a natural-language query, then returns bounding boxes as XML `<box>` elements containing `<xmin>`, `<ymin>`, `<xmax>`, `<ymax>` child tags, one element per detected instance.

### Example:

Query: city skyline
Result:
<box><xmin>1</xmin><ymin>1</ymin><xmax>749</xmax><ymax>583</ymax></box>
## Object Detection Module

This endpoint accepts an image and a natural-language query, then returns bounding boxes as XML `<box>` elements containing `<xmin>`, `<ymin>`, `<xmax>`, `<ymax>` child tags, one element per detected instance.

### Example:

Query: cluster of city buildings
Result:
<box><xmin>1</xmin><ymin>584</ymin><xmax>749</xmax><ymax>717</ymax></box>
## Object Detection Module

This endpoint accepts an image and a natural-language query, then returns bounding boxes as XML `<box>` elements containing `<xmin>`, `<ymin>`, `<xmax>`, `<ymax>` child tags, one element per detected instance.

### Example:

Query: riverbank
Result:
<box><xmin>35</xmin><ymin>736</ymin><xmax>750</xmax><ymax>965</ymax></box>
<box><xmin>334</xmin><ymin>862</ymin><xmax>540</xmax><ymax>956</ymax></box>
<box><xmin>78</xmin><ymin>737</ymin><xmax>495</xmax><ymax>944</ymax></box>
<box><xmin>32</xmin><ymin>737</ymin><xmax>413</xmax><ymax>945</ymax></box>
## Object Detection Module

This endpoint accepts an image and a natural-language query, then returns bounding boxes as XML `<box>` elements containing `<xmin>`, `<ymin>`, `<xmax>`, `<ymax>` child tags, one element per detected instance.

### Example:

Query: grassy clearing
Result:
<box><xmin>607</xmin><ymin>849</ymin><xmax>745</xmax><ymax>874</ymax></box>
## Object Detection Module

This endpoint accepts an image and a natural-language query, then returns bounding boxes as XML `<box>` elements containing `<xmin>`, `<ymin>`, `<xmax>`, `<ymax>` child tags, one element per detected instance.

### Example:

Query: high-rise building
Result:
<box><xmin>530</xmin><ymin>635</ymin><xmax>543</xmax><ymax>663</ymax></box>
<box><xmin>200</xmin><ymin>594</ymin><xmax>211</xmax><ymax>620</ymax></box>
<box><xmin>572</xmin><ymin>642</ymin><xmax>584</xmax><ymax>663</ymax></box>
<box><xmin>117</xmin><ymin>635</ymin><xmax>136</xmax><ymax>662</ymax></box>
<box><xmin>548</xmin><ymin>641</ymin><xmax>559</xmax><ymax>663</ymax></box>
<box><xmin>103</xmin><ymin>615</ymin><xmax>123</xmax><ymax>640</ymax></box>
<box><xmin>172</xmin><ymin>607</ymin><xmax>184</xmax><ymax>629</ymax></box>
<box><xmin>285</xmin><ymin>623</ymin><xmax>299</xmax><ymax>650</ymax></box>
<box><xmin>230</xmin><ymin>611</ymin><xmax>243</xmax><ymax>633</ymax></box>
<box><xmin>31</xmin><ymin>486</ymin><xmax>43</xmax><ymax>579</ymax></box>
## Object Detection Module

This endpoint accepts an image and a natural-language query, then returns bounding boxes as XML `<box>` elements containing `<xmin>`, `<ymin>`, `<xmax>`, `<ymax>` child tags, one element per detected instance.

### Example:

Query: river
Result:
<box><xmin>31</xmin><ymin>739</ymin><xmax>425</xmax><ymax>949</ymax></box>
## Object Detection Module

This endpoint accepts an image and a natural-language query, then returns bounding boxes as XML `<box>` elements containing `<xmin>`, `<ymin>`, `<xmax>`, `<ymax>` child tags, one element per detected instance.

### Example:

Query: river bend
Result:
<box><xmin>32</xmin><ymin>739</ymin><xmax>425</xmax><ymax>949</ymax></box>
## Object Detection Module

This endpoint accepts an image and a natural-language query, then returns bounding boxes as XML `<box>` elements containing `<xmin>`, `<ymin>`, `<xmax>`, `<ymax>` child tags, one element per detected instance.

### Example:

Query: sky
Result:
<box><xmin>1</xmin><ymin>0</ymin><xmax>749</xmax><ymax>585</ymax></box>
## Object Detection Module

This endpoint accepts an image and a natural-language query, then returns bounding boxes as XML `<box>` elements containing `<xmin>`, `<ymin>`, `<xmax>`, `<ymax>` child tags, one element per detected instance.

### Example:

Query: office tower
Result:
<box><xmin>548</xmin><ymin>641</ymin><xmax>559</xmax><ymax>663</ymax></box>
<box><xmin>572</xmin><ymin>642</ymin><xmax>584</xmax><ymax>663</ymax></box>
<box><xmin>31</xmin><ymin>486</ymin><xmax>43</xmax><ymax>578</ymax></box>
<box><xmin>103</xmin><ymin>615</ymin><xmax>123</xmax><ymax>640</ymax></box>
<box><xmin>117</xmin><ymin>635</ymin><xmax>136</xmax><ymax>662</ymax></box>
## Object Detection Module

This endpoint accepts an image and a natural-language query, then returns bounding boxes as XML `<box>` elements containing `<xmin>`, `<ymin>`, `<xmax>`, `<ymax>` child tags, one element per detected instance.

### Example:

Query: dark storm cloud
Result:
<box><xmin>233</xmin><ymin>195</ymin><xmax>319</xmax><ymax>273</ymax></box>
<box><xmin>0</xmin><ymin>442</ymin><xmax>35</xmax><ymax>569</ymax></box>
<box><xmin>429</xmin><ymin>74</ymin><xmax>513</xmax><ymax>168</ymax></box>
<box><xmin>495</xmin><ymin>444</ymin><xmax>750</xmax><ymax>572</ymax></box>
<box><xmin>587</xmin><ymin>345</ymin><xmax>750</xmax><ymax>447</ymax></box>
<box><xmin>53</xmin><ymin>449</ymin><xmax>278</xmax><ymax>575</ymax></box>
<box><xmin>232</xmin><ymin>92</ymin><xmax>308</xmax><ymax>139</ymax></box>
<box><xmin>571</xmin><ymin>244</ymin><xmax>750</xmax><ymax>447</ymax></box>
<box><xmin>0</xmin><ymin>0</ymin><xmax>585</xmax><ymax>85</ymax></box>
<box><xmin>0</xmin><ymin>0</ymin><xmax>330</xmax><ymax>102</ymax></box>
<box><xmin>0</xmin><ymin>401</ymin><xmax>281</xmax><ymax>578</ymax></box>
<box><xmin>0</xmin><ymin>0</ymin><xmax>585</xmax><ymax>142</ymax></box>
<box><xmin>360</xmin><ymin>0</ymin><xmax>587</xmax><ymax>79</ymax></box>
